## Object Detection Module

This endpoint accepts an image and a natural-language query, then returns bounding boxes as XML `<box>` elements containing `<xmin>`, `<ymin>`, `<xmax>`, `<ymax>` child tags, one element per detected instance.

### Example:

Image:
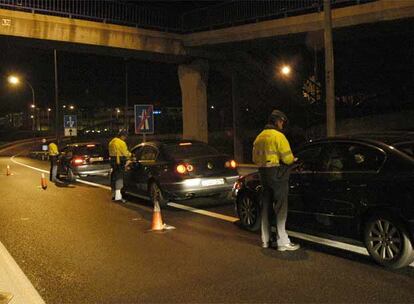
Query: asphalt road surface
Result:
<box><xmin>0</xmin><ymin>145</ymin><xmax>413</xmax><ymax>303</ymax></box>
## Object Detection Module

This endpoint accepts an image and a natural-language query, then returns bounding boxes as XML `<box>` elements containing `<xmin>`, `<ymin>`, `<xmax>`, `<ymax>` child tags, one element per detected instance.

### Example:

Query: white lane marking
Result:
<box><xmin>10</xmin><ymin>156</ymin><xmax>48</xmax><ymax>174</ymax></box>
<box><xmin>11</xmin><ymin>156</ymin><xmax>111</xmax><ymax>191</ymax></box>
<box><xmin>167</xmin><ymin>202</ymin><xmax>239</xmax><ymax>223</ymax></box>
<box><xmin>74</xmin><ymin>179</ymin><xmax>111</xmax><ymax>190</ymax></box>
<box><xmin>0</xmin><ymin>242</ymin><xmax>45</xmax><ymax>304</ymax></box>
<box><xmin>10</xmin><ymin>156</ymin><xmax>414</xmax><ymax>268</ymax></box>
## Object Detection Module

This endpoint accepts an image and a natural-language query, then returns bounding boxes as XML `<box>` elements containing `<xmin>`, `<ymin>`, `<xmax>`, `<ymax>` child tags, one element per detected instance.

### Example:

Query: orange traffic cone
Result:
<box><xmin>150</xmin><ymin>201</ymin><xmax>175</xmax><ymax>232</ymax></box>
<box><xmin>151</xmin><ymin>200</ymin><xmax>164</xmax><ymax>231</ymax></box>
<box><xmin>6</xmin><ymin>165</ymin><xmax>10</xmax><ymax>176</ymax></box>
<box><xmin>41</xmin><ymin>173</ymin><xmax>47</xmax><ymax>190</ymax></box>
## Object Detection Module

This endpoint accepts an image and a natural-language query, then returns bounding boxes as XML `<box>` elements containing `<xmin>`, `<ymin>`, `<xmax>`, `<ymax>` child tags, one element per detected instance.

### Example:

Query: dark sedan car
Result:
<box><xmin>57</xmin><ymin>142</ymin><xmax>111</xmax><ymax>181</ymax></box>
<box><xmin>233</xmin><ymin>133</ymin><xmax>414</xmax><ymax>268</ymax></box>
<box><xmin>123</xmin><ymin>140</ymin><xmax>239</xmax><ymax>207</ymax></box>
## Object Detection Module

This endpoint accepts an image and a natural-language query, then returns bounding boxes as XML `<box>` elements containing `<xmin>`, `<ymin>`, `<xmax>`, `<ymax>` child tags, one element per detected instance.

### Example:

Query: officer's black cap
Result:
<box><xmin>117</xmin><ymin>130</ymin><xmax>128</xmax><ymax>137</ymax></box>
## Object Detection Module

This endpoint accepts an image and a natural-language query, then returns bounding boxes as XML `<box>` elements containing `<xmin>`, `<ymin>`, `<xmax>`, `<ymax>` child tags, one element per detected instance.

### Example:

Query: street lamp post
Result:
<box><xmin>47</xmin><ymin>108</ymin><xmax>52</xmax><ymax>131</ymax></box>
<box><xmin>8</xmin><ymin>75</ymin><xmax>37</xmax><ymax>141</ymax></box>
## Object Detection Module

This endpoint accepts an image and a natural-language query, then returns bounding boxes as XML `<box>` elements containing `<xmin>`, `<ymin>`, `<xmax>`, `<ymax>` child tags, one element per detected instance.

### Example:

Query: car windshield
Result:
<box><xmin>164</xmin><ymin>143</ymin><xmax>219</xmax><ymax>159</ymax></box>
<box><xmin>74</xmin><ymin>144</ymin><xmax>104</xmax><ymax>156</ymax></box>
<box><xmin>394</xmin><ymin>142</ymin><xmax>414</xmax><ymax>158</ymax></box>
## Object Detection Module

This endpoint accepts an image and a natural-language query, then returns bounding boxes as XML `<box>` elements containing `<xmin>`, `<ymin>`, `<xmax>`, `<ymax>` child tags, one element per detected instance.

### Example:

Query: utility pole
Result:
<box><xmin>232</xmin><ymin>73</ymin><xmax>243</xmax><ymax>163</ymax></box>
<box><xmin>54</xmin><ymin>49</ymin><xmax>60</xmax><ymax>144</ymax></box>
<box><xmin>324</xmin><ymin>0</ymin><xmax>336</xmax><ymax>136</ymax></box>
<box><xmin>124</xmin><ymin>58</ymin><xmax>129</xmax><ymax>131</ymax></box>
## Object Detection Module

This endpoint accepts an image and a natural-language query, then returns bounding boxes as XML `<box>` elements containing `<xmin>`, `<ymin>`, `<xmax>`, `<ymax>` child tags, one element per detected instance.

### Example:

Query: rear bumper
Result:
<box><xmin>161</xmin><ymin>175</ymin><xmax>239</xmax><ymax>200</ymax></box>
<box><xmin>72</xmin><ymin>165</ymin><xmax>111</xmax><ymax>176</ymax></box>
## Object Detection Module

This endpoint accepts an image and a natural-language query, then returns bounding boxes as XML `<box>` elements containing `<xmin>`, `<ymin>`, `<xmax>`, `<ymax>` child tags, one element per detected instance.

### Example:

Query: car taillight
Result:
<box><xmin>176</xmin><ymin>163</ymin><xmax>194</xmax><ymax>174</ymax></box>
<box><xmin>72</xmin><ymin>157</ymin><xmax>84</xmax><ymax>166</ymax></box>
<box><xmin>225</xmin><ymin>160</ymin><xmax>237</xmax><ymax>169</ymax></box>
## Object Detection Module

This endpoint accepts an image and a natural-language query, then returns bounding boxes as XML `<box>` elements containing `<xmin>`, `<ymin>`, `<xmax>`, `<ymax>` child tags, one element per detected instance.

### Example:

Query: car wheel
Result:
<box><xmin>149</xmin><ymin>182</ymin><xmax>167</xmax><ymax>209</ymax></box>
<box><xmin>364</xmin><ymin>215</ymin><xmax>414</xmax><ymax>269</ymax></box>
<box><xmin>67</xmin><ymin>168</ymin><xmax>76</xmax><ymax>182</ymax></box>
<box><xmin>237</xmin><ymin>192</ymin><xmax>261</xmax><ymax>232</ymax></box>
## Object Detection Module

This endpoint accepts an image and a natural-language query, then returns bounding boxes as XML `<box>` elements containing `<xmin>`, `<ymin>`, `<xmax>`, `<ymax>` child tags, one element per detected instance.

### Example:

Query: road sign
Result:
<box><xmin>134</xmin><ymin>104</ymin><xmax>154</xmax><ymax>134</ymax></box>
<box><xmin>64</xmin><ymin>128</ymin><xmax>77</xmax><ymax>137</ymax></box>
<box><xmin>64</xmin><ymin>115</ymin><xmax>77</xmax><ymax>128</ymax></box>
<box><xmin>64</xmin><ymin>115</ymin><xmax>77</xmax><ymax>137</ymax></box>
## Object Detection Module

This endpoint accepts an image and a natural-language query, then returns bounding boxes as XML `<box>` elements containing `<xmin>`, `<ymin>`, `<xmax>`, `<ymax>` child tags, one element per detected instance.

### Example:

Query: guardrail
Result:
<box><xmin>0</xmin><ymin>0</ymin><xmax>181</xmax><ymax>31</ymax></box>
<box><xmin>0</xmin><ymin>0</ymin><xmax>376</xmax><ymax>33</ymax></box>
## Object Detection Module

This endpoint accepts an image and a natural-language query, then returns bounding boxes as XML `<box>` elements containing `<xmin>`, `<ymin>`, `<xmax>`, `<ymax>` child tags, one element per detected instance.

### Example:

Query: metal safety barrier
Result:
<box><xmin>0</xmin><ymin>0</ymin><xmax>376</xmax><ymax>33</ymax></box>
<box><xmin>181</xmin><ymin>0</ymin><xmax>377</xmax><ymax>32</ymax></box>
<box><xmin>0</xmin><ymin>0</ymin><xmax>181</xmax><ymax>31</ymax></box>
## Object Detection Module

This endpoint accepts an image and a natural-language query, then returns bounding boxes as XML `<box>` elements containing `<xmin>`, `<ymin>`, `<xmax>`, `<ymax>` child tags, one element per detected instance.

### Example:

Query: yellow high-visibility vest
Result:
<box><xmin>108</xmin><ymin>137</ymin><xmax>131</xmax><ymax>165</ymax></box>
<box><xmin>252</xmin><ymin>129</ymin><xmax>294</xmax><ymax>167</ymax></box>
<box><xmin>48</xmin><ymin>143</ymin><xmax>59</xmax><ymax>156</ymax></box>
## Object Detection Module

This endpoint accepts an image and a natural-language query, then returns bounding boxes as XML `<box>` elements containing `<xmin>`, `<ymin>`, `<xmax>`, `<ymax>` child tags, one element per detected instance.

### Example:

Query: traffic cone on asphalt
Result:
<box><xmin>6</xmin><ymin>165</ymin><xmax>10</xmax><ymax>176</ymax></box>
<box><xmin>41</xmin><ymin>173</ymin><xmax>47</xmax><ymax>190</ymax></box>
<box><xmin>151</xmin><ymin>200</ymin><xmax>164</xmax><ymax>231</ymax></box>
<box><xmin>150</xmin><ymin>201</ymin><xmax>175</xmax><ymax>232</ymax></box>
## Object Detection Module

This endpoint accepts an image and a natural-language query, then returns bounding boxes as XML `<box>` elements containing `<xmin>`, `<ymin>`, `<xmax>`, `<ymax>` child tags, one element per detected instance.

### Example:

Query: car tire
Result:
<box><xmin>364</xmin><ymin>215</ymin><xmax>414</xmax><ymax>269</ymax></box>
<box><xmin>236</xmin><ymin>191</ymin><xmax>261</xmax><ymax>232</ymax></box>
<box><xmin>149</xmin><ymin>182</ymin><xmax>167</xmax><ymax>209</ymax></box>
<box><xmin>67</xmin><ymin>168</ymin><xmax>76</xmax><ymax>182</ymax></box>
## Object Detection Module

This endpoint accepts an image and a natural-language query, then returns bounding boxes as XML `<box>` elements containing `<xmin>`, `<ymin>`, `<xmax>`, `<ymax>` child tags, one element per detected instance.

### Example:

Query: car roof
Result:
<box><xmin>134</xmin><ymin>139</ymin><xmax>205</xmax><ymax>147</ymax></box>
<box><xmin>308</xmin><ymin>132</ymin><xmax>414</xmax><ymax>146</ymax></box>
<box><xmin>66</xmin><ymin>142</ymin><xmax>102</xmax><ymax>147</ymax></box>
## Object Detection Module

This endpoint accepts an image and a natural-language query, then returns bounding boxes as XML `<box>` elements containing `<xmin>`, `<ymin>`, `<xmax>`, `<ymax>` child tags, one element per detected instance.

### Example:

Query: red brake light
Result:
<box><xmin>225</xmin><ymin>160</ymin><xmax>237</xmax><ymax>169</ymax></box>
<box><xmin>72</xmin><ymin>157</ymin><xmax>84</xmax><ymax>165</ymax></box>
<box><xmin>176</xmin><ymin>164</ymin><xmax>187</xmax><ymax>174</ymax></box>
<box><xmin>176</xmin><ymin>163</ymin><xmax>194</xmax><ymax>174</ymax></box>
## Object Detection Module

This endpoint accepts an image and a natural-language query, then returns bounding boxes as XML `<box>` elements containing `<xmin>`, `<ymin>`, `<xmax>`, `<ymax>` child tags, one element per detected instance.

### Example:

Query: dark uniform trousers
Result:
<box><xmin>258</xmin><ymin>166</ymin><xmax>291</xmax><ymax>246</ymax></box>
<box><xmin>110</xmin><ymin>157</ymin><xmax>126</xmax><ymax>192</ymax></box>
<box><xmin>49</xmin><ymin>155</ymin><xmax>58</xmax><ymax>182</ymax></box>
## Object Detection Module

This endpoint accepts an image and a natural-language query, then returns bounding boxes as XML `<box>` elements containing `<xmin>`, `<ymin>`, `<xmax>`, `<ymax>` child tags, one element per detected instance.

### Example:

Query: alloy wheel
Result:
<box><xmin>239</xmin><ymin>196</ymin><xmax>258</xmax><ymax>228</ymax></box>
<box><xmin>366</xmin><ymin>219</ymin><xmax>402</xmax><ymax>261</ymax></box>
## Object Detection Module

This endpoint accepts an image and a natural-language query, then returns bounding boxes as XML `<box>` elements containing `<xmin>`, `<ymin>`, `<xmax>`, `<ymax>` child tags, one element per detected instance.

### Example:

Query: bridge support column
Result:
<box><xmin>178</xmin><ymin>60</ymin><xmax>209</xmax><ymax>143</ymax></box>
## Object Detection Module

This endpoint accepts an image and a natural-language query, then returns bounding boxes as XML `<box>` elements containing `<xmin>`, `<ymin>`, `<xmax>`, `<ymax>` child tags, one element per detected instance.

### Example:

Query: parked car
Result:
<box><xmin>123</xmin><ymin>140</ymin><xmax>239</xmax><ymax>207</ymax></box>
<box><xmin>233</xmin><ymin>132</ymin><xmax>414</xmax><ymax>269</ymax></box>
<box><xmin>57</xmin><ymin>142</ymin><xmax>111</xmax><ymax>181</ymax></box>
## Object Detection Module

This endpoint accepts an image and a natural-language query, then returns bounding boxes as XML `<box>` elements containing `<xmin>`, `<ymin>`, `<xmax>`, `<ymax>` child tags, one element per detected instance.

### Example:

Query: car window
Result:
<box><xmin>132</xmin><ymin>146</ymin><xmax>143</xmax><ymax>161</ymax></box>
<box><xmin>74</xmin><ymin>144</ymin><xmax>104</xmax><ymax>156</ymax></box>
<box><xmin>395</xmin><ymin>142</ymin><xmax>414</xmax><ymax>158</ymax></box>
<box><xmin>321</xmin><ymin>143</ymin><xmax>385</xmax><ymax>173</ymax></box>
<box><xmin>164</xmin><ymin>143</ymin><xmax>219</xmax><ymax>159</ymax></box>
<box><xmin>296</xmin><ymin>146</ymin><xmax>323</xmax><ymax>171</ymax></box>
<box><xmin>140</xmin><ymin>146</ymin><xmax>158</xmax><ymax>161</ymax></box>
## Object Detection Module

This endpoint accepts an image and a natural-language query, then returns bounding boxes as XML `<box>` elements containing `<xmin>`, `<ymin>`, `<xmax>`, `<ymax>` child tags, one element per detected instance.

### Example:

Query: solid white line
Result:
<box><xmin>10</xmin><ymin>156</ymin><xmax>48</xmax><ymax>174</ymax></box>
<box><xmin>75</xmin><ymin>179</ymin><xmax>111</xmax><ymax>190</ymax></box>
<box><xmin>10</xmin><ymin>155</ymin><xmax>414</xmax><ymax>268</ymax></box>
<box><xmin>168</xmin><ymin>202</ymin><xmax>239</xmax><ymax>222</ymax></box>
<box><xmin>0</xmin><ymin>242</ymin><xmax>45</xmax><ymax>304</ymax></box>
<box><xmin>11</xmin><ymin>156</ymin><xmax>112</xmax><ymax>191</ymax></box>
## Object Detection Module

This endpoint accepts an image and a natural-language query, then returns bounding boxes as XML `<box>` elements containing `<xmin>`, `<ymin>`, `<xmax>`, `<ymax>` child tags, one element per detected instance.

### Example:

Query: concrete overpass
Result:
<box><xmin>1</xmin><ymin>0</ymin><xmax>414</xmax><ymax>148</ymax></box>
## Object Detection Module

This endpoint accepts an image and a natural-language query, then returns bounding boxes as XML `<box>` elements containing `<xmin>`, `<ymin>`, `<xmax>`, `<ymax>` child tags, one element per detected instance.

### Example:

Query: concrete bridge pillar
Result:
<box><xmin>178</xmin><ymin>60</ymin><xmax>209</xmax><ymax>143</ymax></box>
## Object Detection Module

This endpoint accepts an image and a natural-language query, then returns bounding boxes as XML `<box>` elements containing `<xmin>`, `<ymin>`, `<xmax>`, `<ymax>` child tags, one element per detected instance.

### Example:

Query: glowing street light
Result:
<box><xmin>69</xmin><ymin>105</ymin><xmax>75</xmax><ymax>110</ymax></box>
<box><xmin>8</xmin><ymin>74</ymin><xmax>36</xmax><ymax>132</ymax></box>
<box><xmin>280</xmin><ymin>65</ymin><xmax>292</xmax><ymax>76</ymax></box>
<box><xmin>7</xmin><ymin>75</ymin><xmax>19</xmax><ymax>85</ymax></box>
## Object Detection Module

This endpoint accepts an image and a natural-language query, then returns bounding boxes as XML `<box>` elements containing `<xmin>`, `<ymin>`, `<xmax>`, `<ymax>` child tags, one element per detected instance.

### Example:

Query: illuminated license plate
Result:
<box><xmin>89</xmin><ymin>157</ymin><xmax>103</xmax><ymax>162</ymax></box>
<box><xmin>201</xmin><ymin>179</ymin><xmax>224</xmax><ymax>186</ymax></box>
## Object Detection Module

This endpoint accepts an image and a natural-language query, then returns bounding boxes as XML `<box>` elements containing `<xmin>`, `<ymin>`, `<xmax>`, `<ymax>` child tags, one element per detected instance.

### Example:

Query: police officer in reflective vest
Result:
<box><xmin>48</xmin><ymin>141</ymin><xmax>59</xmax><ymax>183</ymax></box>
<box><xmin>109</xmin><ymin>130</ymin><xmax>131</xmax><ymax>202</ymax></box>
<box><xmin>252</xmin><ymin>110</ymin><xmax>300</xmax><ymax>251</ymax></box>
